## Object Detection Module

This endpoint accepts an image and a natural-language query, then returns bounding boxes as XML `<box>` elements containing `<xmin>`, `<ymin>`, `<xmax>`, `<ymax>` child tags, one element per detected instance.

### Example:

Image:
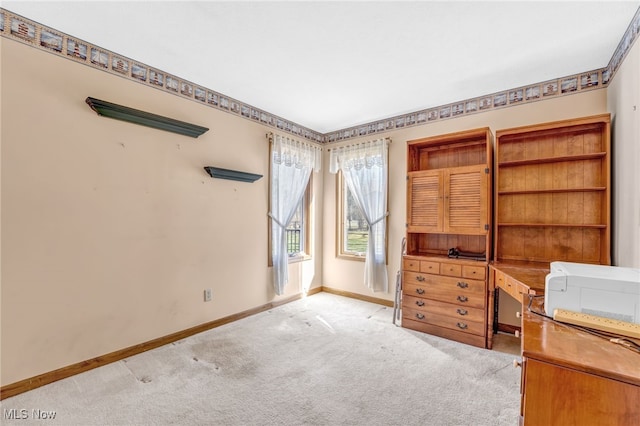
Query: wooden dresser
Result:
<box><xmin>403</xmin><ymin>128</ymin><xmax>493</xmax><ymax>348</ymax></box>
<box><xmin>519</xmin><ymin>298</ymin><xmax>640</xmax><ymax>425</ymax></box>
<box><xmin>403</xmin><ymin>256</ymin><xmax>488</xmax><ymax>348</ymax></box>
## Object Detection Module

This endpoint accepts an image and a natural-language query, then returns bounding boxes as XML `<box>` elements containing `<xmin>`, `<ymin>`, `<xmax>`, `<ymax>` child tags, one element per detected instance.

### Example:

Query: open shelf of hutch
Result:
<box><xmin>494</xmin><ymin>114</ymin><xmax>611</xmax><ymax>266</ymax></box>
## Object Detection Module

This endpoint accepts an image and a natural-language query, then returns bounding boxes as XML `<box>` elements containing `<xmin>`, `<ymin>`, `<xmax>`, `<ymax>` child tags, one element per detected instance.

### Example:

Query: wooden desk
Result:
<box><xmin>488</xmin><ymin>261</ymin><xmax>549</xmax><ymax>348</ymax></box>
<box><xmin>489</xmin><ymin>261</ymin><xmax>548</xmax><ymax>296</ymax></box>
<box><xmin>489</xmin><ymin>262</ymin><xmax>640</xmax><ymax>424</ymax></box>
<box><xmin>520</xmin><ymin>299</ymin><xmax>640</xmax><ymax>425</ymax></box>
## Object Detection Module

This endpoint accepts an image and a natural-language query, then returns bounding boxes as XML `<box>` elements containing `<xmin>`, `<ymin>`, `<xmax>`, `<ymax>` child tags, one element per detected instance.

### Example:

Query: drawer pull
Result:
<box><xmin>416</xmin><ymin>288</ymin><xmax>425</xmax><ymax>295</ymax></box>
<box><xmin>416</xmin><ymin>300</ymin><xmax>425</xmax><ymax>307</ymax></box>
<box><xmin>456</xmin><ymin>322</ymin><xmax>468</xmax><ymax>330</ymax></box>
<box><xmin>416</xmin><ymin>313</ymin><xmax>425</xmax><ymax>320</ymax></box>
<box><xmin>456</xmin><ymin>308</ymin><xmax>468</xmax><ymax>316</ymax></box>
<box><xmin>457</xmin><ymin>281</ymin><xmax>468</xmax><ymax>289</ymax></box>
<box><xmin>457</xmin><ymin>295</ymin><xmax>468</xmax><ymax>303</ymax></box>
<box><xmin>416</xmin><ymin>275</ymin><xmax>426</xmax><ymax>282</ymax></box>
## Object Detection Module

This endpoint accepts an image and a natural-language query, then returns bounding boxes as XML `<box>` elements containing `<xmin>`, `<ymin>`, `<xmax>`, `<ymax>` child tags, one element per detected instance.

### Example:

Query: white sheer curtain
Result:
<box><xmin>329</xmin><ymin>138</ymin><xmax>389</xmax><ymax>292</ymax></box>
<box><xmin>269</xmin><ymin>134</ymin><xmax>321</xmax><ymax>295</ymax></box>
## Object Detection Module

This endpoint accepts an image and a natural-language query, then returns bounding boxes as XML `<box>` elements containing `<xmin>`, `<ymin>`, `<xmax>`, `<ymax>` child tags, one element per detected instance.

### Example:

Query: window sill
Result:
<box><xmin>288</xmin><ymin>254</ymin><xmax>312</xmax><ymax>264</ymax></box>
<box><xmin>337</xmin><ymin>253</ymin><xmax>366</xmax><ymax>262</ymax></box>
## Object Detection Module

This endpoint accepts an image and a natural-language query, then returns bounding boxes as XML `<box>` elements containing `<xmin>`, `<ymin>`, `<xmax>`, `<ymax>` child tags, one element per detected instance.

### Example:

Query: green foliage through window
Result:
<box><xmin>343</xmin><ymin>185</ymin><xmax>368</xmax><ymax>255</ymax></box>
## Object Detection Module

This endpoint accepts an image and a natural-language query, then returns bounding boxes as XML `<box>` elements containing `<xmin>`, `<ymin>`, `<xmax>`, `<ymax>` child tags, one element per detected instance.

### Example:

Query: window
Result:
<box><xmin>286</xmin><ymin>201</ymin><xmax>304</xmax><ymax>256</ymax></box>
<box><xmin>268</xmin><ymin>161</ymin><xmax>313</xmax><ymax>266</ymax></box>
<box><xmin>337</xmin><ymin>172</ymin><xmax>368</xmax><ymax>257</ymax></box>
<box><xmin>330</xmin><ymin>138</ymin><xmax>389</xmax><ymax>291</ymax></box>
<box><xmin>285</xmin><ymin>177</ymin><xmax>311</xmax><ymax>260</ymax></box>
<box><xmin>268</xmin><ymin>133</ymin><xmax>321</xmax><ymax>295</ymax></box>
<box><xmin>336</xmin><ymin>171</ymin><xmax>388</xmax><ymax>260</ymax></box>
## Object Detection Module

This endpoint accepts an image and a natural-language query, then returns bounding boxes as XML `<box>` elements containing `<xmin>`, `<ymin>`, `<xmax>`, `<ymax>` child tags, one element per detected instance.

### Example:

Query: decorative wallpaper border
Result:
<box><xmin>325</xmin><ymin>69</ymin><xmax>605</xmax><ymax>143</ymax></box>
<box><xmin>1</xmin><ymin>6</ymin><xmax>639</xmax><ymax>144</ymax></box>
<box><xmin>604</xmin><ymin>5</ymin><xmax>640</xmax><ymax>86</ymax></box>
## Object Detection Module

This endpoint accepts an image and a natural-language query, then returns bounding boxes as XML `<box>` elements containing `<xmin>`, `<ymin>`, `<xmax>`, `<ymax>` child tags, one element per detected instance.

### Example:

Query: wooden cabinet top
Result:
<box><xmin>523</xmin><ymin>298</ymin><xmax>640</xmax><ymax>387</ymax></box>
<box><xmin>407</xmin><ymin>127</ymin><xmax>492</xmax><ymax>147</ymax></box>
<box><xmin>406</xmin><ymin>127</ymin><xmax>492</xmax><ymax>173</ymax></box>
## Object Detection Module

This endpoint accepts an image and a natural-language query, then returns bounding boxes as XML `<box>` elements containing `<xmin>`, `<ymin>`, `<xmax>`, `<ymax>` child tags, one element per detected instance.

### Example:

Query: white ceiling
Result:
<box><xmin>4</xmin><ymin>1</ymin><xmax>640</xmax><ymax>133</ymax></box>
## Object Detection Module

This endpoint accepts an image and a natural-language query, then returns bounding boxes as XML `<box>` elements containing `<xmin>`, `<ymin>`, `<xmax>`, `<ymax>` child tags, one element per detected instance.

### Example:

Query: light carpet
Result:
<box><xmin>1</xmin><ymin>292</ymin><xmax>520</xmax><ymax>425</ymax></box>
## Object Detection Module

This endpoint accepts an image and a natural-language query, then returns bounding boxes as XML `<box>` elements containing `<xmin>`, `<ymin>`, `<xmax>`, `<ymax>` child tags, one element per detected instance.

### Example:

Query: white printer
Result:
<box><xmin>545</xmin><ymin>261</ymin><xmax>640</xmax><ymax>324</ymax></box>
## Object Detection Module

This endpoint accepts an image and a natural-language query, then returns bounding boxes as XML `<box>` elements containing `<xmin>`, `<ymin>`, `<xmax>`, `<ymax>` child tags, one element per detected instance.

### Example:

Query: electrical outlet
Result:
<box><xmin>204</xmin><ymin>288</ymin><xmax>212</xmax><ymax>302</ymax></box>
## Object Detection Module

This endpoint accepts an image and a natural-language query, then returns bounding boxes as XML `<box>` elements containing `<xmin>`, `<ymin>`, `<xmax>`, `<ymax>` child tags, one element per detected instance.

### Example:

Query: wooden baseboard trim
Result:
<box><xmin>0</xmin><ymin>287</ymin><xmax>322</xmax><ymax>400</ymax></box>
<box><xmin>321</xmin><ymin>286</ymin><xmax>394</xmax><ymax>307</ymax></box>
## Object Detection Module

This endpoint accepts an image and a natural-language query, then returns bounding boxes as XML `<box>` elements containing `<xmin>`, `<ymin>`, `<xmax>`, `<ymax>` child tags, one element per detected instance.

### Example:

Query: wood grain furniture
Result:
<box><xmin>519</xmin><ymin>298</ymin><xmax>640</xmax><ymax>425</ymax></box>
<box><xmin>403</xmin><ymin>128</ymin><xmax>493</xmax><ymax>348</ymax></box>
<box><xmin>489</xmin><ymin>114</ymin><xmax>611</xmax><ymax>347</ymax></box>
<box><xmin>402</xmin><ymin>256</ymin><xmax>488</xmax><ymax>347</ymax></box>
<box><xmin>494</xmin><ymin>113</ymin><xmax>611</xmax><ymax>265</ymax></box>
<box><xmin>487</xmin><ymin>261</ymin><xmax>548</xmax><ymax>348</ymax></box>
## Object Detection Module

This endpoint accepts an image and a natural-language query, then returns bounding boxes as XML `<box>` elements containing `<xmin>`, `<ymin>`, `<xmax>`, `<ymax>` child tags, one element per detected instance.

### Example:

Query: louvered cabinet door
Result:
<box><xmin>407</xmin><ymin>170</ymin><xmax>443</xmax><ymax>232</ymax></box>
<box><xmin>444</xmin><ymin>164</ymin><xmax>489</xmax><ymax>234</ymax></box>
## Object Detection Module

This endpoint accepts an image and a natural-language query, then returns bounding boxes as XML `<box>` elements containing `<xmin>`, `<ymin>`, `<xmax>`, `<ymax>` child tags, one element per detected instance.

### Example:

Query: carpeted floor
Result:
<box><xmin>1</xmin><ymin>292</ymin><xmax>521</xmax><ymax>425</ymax></box>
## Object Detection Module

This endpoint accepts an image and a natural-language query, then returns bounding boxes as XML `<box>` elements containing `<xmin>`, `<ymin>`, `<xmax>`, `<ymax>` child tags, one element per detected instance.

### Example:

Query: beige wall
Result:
<box><xmin>0</xmin><ymin>38</ymin><xmax>323</xmax><ymax>386</ymax></box>
<box><xmin>608</xmin><ymin>39</ymin><xmax>640</xmax><ymax>268</ymax></box>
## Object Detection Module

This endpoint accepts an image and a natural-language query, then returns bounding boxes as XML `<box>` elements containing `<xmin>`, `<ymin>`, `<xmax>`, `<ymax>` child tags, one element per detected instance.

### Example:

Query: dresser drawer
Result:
<box><xmin>403</xmin><ymin>280</ymin><xmax>485</xmax><ymax>309</ymax></box>
<box><xmin>403</xmin><ymin>306</ymin><xmax>485</xmax><ymax>336</ymax></box>
<box><xmin>403</xmin><ymin>258</ymin><xmax>420</xmax><ymax>272</ymax></box>
<box><xmin>462</xmin><ymin>265</ymin><xmax>486</xmax><ymax>280</ymax></box>
<box><xmin>440</xmin><ymin>263</ymin><xmax>462</xmax><ymax>277</ymax></box>
<box><xmin>403</xmin><ymin>295</ymin><xmax>485</xmax><ymax>323</ymax></box>
<box><xmin>403</xmin><ymin>272</ymin><xmax>485</xmax><ymax>294</ymax></box>
<box><xmin>420</xmin><ymin>261</ymin><xmax>440</xmax><ymax>274</ymax></box>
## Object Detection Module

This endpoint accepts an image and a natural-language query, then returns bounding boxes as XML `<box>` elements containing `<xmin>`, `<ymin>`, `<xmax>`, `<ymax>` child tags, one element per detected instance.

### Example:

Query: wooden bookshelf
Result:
<box><xmin>494</xmin><ymin>114</ymin><xmax>611</xmax><ymax>266</ymax></box>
